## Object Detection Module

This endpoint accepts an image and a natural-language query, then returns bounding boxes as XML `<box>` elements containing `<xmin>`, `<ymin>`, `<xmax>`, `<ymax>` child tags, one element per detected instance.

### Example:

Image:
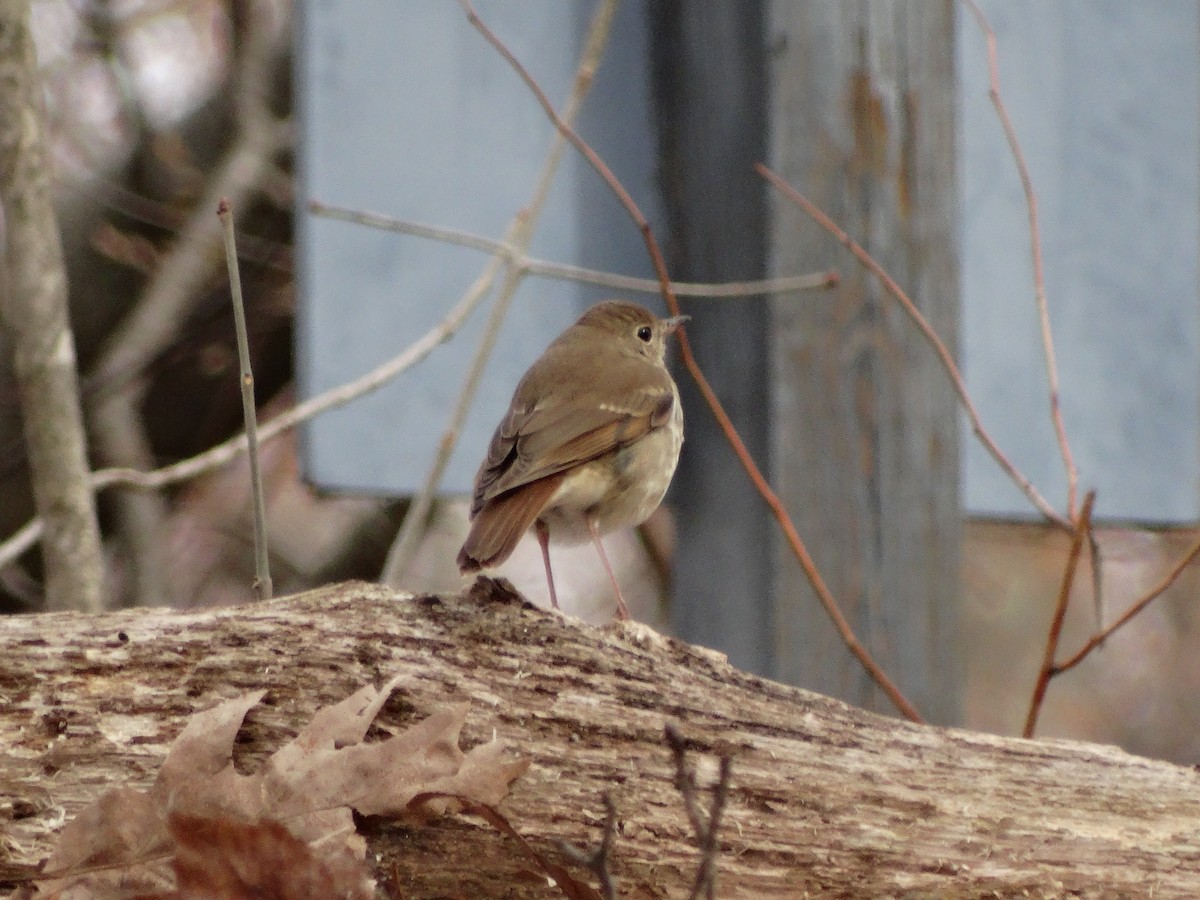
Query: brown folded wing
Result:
<box><xmin>457</xmin><ymin>351</ymin><xmax>675</xmax><ymax>572</ymax></box>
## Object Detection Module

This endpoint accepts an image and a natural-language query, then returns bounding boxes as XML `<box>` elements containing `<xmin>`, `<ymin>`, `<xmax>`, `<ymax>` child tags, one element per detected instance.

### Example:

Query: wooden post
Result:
<box><xmin>766</xmin><ymin>2</ymin><xmax>963</xmax><ymax>722</ymax></box>
<box><xmin>650</xmin><ymin>2</ymin><xmax>776</xmax><ymax>675</ymax></box>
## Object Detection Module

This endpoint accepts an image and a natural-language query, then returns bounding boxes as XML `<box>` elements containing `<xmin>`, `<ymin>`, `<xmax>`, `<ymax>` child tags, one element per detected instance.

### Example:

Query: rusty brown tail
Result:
<box><xmin>457</xmin><ymin>474</ymin><xmax>565</xmax><ymax>572</ymax></box>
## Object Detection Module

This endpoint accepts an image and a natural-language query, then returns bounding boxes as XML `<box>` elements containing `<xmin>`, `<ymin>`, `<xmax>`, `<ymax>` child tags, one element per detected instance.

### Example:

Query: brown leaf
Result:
<box><xmin>158</xmin><ymin>691</ymin><xmax>266</xmax><ymax>784</ymax></box>
<box><xmin>153</xmin><ymin>690</ymin><xmax>267</xmax><ymax>824</ymax></box>
<box><xmin>266</xmin><ymin>702</ymin><xmax>529</xmax><ymax>821</ymax></box>
<box><xmin>168</xmin><ymin>813</ymin><xmax>373</xmax><ymax>900</ymax></box>
<box><xmin>35</xmin><ymin>786</ymin><xmax>174</xmax><ymax>897</ymax></box>
<box><xmin>36</xmin><ymin>680</ymin><xmax>526</xmax><ymax>897</ymax></box>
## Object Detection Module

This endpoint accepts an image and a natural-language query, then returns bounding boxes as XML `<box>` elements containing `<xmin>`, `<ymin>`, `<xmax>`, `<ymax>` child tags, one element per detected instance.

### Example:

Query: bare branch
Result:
<box><xmin>85</xmin><ymin>3</ymin><xmax>287</xmax><ymax>398</ymax></box>
<box><xmin>664</xmin><ymin>724</ymin><xmax>732</xmax><ymax>900</ymax></box>
<box><xmin>309</xmin><ymin>200</ymin><xmax>837</xmax><ymax>299</ymax></box>
<box><xmin>1055</xmin><ymin>530</ymin><xmax>1200</xmax><ymax>676</ymax></box>
<box><xmin>90</xmin><ymin>387</ymin><xmax>170</xmax><ymax>605</ymax></box>
<box><xmin>756</xmin><ymin>162</ymin><xmax>1071</xmax><ymax>533</ymax></box>
<box><xmin>557</xmin><ymin>794</ymin><xmax>619</xmax><ymax>900</ymax></box>
<box><xmin>1024</xmin><ymin>491</ymin><xmax>1095</xmax><ymax>738</ymax></box>
<box><xmin>80</xmin><ymin>1</ymin><xmax>287</xmax><ymax>606</ymax></box>
<box><xmin>961</xmin><ymin>0</ymin><xmax>1079</xmax><ymax>518</ymax></box>
<box><xmin>218</xmin><ymin>198</ymin><xmax>272</xmax><ymax>600</ymax></box>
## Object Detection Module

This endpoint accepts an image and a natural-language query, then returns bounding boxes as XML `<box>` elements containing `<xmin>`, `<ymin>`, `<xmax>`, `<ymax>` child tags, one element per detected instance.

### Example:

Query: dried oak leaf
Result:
<box><xmin>167</xmin><ymin>813</ymin><xmax>373</xmax><ymax>900</ymax></box>
<box><xmin>36</xmin><ymin>676</ymin><xmax>527</xmax><ymax>898</ymax></box>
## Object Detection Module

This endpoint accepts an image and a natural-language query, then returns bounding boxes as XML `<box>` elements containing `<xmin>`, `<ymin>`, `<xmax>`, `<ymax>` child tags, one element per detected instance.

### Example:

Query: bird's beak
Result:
<box><xmin>662</xmin><ymin>314</ymin><xmax>690</xmax><ymax>335</ymax></box>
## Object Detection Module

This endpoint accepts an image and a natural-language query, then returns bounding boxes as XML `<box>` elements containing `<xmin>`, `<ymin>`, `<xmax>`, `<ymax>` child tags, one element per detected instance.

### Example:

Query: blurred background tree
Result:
<box><xmin>0</xmin><ymin>0</ymin><xmax>399</xmax><ymax>614</ymax></box>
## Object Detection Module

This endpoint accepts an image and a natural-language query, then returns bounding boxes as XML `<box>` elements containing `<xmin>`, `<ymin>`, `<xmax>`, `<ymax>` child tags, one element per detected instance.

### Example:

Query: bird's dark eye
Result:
<box><xmin>636</xmin><ymin>325</ymin><xmax>653</xmax><ymax>342</ymax></box>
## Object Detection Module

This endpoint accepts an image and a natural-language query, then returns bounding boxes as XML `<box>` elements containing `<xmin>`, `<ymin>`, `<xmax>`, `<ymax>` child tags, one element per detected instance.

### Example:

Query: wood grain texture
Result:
<box><xmin>766</xmin><ymin>1</ymin><xmax>963</xmax><ymax>723</ymax></box>
<box><xmin>2</xmin><ymin>580</ymin><xmax>1199</xmax><ymax>897</ymax></box>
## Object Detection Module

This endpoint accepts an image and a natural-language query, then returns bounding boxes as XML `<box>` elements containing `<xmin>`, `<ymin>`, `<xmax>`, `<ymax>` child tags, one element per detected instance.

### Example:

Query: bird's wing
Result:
<box><xmin>469</xmin><ymin>357</ymin><xmax>675</xmax><ymax>514</ymax></box>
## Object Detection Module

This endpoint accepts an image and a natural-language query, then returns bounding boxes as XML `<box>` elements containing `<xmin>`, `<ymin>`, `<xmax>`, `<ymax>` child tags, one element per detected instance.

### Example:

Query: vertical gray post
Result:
<box><xmin>651</xmin><ymin>2</ymin><xmax>775</xmax><ymax>675</ymax></box>
<box><xmin>767</xmin><ymin>2</ymin><xmax>963</xmax><ymax>723</ymax></box>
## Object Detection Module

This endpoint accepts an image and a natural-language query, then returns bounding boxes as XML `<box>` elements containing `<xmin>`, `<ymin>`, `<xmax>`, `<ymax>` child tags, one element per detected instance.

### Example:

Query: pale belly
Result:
<box><xmin>537</xmin><ymin>404</ymin><xmax>683</xmax><ymax>544</ymax></box>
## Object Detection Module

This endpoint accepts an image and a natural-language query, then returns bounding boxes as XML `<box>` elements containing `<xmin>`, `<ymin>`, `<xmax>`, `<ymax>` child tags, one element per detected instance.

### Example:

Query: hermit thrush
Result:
<box><xmin>457</xmin><ymin>300</ymin><xmax>686</xmax><ymax>620</ymax></box>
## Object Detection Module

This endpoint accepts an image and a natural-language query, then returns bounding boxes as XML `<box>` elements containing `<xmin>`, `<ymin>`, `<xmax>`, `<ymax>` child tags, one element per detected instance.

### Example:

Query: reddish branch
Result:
<box><xmin>1023</xmin><ymin>491</ymin><xmax>1095</xmax><ymax>738</ymax></box>
<box><xmin>958</xmin><ymin>0</ymin><xmax>1200</xmax><ymax>722</ymax></box>
<box><xmin>1055</xmin><ymin>531</ymin><xmax>1200</xmax><ymax>676</ymax></box>
<box><xmin>755</xmin><ymin>163</ymin><xmax>1070</xmax><ymax>534</ymax></box>
<box><xmin>962</xmin><ymin>0</ymin><xmax>1079</xmax><ymax>520</ymax></box>
<box><xmin>458</xmin><ymin>0</ymin><xmax>922</xmax><ymax>723</ymax></box>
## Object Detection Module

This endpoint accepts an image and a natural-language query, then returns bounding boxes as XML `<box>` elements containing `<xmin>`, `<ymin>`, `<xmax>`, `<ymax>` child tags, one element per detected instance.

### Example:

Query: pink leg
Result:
<box><xmin>587</xmin><ymin>517</ymin><xmax>630</xmax><ymax>621</ymax></box>
<box><xmin>535</xmin><ymin>520</ymin><xmax>560</xmax><ymax>610</ymax></box>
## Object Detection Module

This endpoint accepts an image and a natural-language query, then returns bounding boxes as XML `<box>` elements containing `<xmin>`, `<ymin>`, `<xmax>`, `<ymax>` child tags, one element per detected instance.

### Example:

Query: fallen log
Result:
<box><xmin>2</xmin><ymin>578</ymin><xmax>1198</xmax><ymax>897</ymax></box>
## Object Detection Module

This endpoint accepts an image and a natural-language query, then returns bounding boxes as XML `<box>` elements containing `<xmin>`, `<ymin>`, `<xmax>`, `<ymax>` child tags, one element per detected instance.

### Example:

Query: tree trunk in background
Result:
<box><xmin>649</xmin><ymin>1</ymin><xmax>776</xmax><ymax>676</ymax></box>
<box><xmin>0</xmin><ymin>0</ymin><xmax>105</xmax><ymax>612</ymax></box>
<box><xmin>766</xmin><ymin>2</ymin><xmax>963</xmax><ymax>723</ymax></box>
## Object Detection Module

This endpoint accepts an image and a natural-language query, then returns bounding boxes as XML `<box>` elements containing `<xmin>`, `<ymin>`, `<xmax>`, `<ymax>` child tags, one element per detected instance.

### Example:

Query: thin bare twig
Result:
<box><xmin>693</xmin><ymin>757</ymin><xmax>732</xmax><ymax>900</ymax></box>
<box><xmin>86</xmin><ymin>177</ymin><xmax>294</xmax><ymax>273</ymax></box>
<box><xmin>664</xmin><ymin>724</ymin><xmax>732</xmax><ymax>900</ymax></box>
<box><xmin>309</xmin><ymin>200</ymin><xmax>837</xmax><ymax>299</ymax></box>
<box><xmin>0</xmin><ymin>520</ymin><xmax>45</xmax><ymax>575</ymax></box>
<box><xmin>81</xmin><ymin>0</ymin><xmax>287</xmax><ymax>607</ymax></box>
<box><xmin>460</xmin><ymin>0</ymin><xmax>924</xmax><ymax>722</ymax></box>
<box><xmin>557</xmin><ymin>794</ymin><xmax>619</xmax><ymax>900</ymax></box>
<box><xmin>1089</xmin><ymin>528</ymin><xmax>1104</xmax><ymax>638</ymax></box>
<box><xmin>218</xmin><ymin>198</ymin><xmax>272</xmax><ymax>601</ymax></box>
<box><xmin>381</xmin><ymin>0</ymin><xmax>619</xmax><ymax>584</ymax></box>
<box><xmin>1023</xmin><ymin>491</ymin><xmax>1095</xmax><ymax>738</ymax></box>
<box><xmin>756</xmin><ymin>163</ymin><xmax>1071</xmax><ymax>533</ymax></box>
<box><xmin>1055</xmin><ymin>531</ymin><xmax>1200</xmax><ymax>676</ymax></box>
<box><xmin>961</xmin><ymin>0</ymin><xmax>1078</xmax><ymax>519</ymax></box>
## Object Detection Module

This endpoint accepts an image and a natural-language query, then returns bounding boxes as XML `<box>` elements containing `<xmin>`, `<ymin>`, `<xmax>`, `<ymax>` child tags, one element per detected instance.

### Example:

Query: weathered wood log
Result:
<box><xmin>2</xmin><ymin>579</ymin><xmax>1199</xmax><ymax>897</ymax></box>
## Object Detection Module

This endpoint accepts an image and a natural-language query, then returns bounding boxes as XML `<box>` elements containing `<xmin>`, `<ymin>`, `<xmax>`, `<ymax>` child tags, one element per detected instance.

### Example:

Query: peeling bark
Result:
<box><xmin>2</xmin><ymin>579</ymin><xmax>1199</xmax><ymax>897</ymax></box>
